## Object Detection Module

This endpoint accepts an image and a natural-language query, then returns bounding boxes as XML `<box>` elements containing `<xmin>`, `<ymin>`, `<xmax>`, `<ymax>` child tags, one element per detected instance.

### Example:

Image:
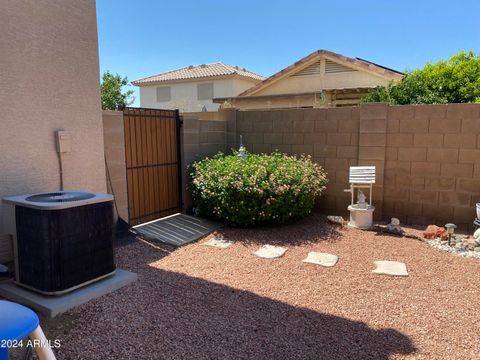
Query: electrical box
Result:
<box><xmin>55</xmin><ymin>130</ymin><xmax>71</xmax><ymax>153</ymax></box>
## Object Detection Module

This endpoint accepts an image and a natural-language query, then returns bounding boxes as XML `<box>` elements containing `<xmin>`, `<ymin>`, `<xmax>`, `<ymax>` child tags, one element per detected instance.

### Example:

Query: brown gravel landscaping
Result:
<box><xmin>39</xmin><ymin>214</ymin><xmax>480</xmax><ymax>359</ymax></box>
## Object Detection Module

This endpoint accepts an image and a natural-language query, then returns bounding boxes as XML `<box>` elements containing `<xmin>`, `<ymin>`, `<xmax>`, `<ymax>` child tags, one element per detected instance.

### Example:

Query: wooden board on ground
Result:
<box><xmin>130</xmin><ymin>214</ymin><xmax>221</xmax><ymax>247</ymax></box>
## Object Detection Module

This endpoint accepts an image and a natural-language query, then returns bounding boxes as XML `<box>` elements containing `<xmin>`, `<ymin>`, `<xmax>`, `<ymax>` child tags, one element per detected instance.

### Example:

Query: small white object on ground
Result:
<box><xmin>302</xmin><ymin>252</ymin><xmax>338</xmax><ymax>267</ymax></box>
<box><xmin>202</xmin><ymin>237</ymin><xmax>234</xmax><ymax>249</ymax></box>
<box><xmin>372</xmin><ymin>260</ymin><xmax>409</xmax><ymax>277</ymax></box>
<box><xmin>473</xmin><ymin>228</ymin><xmax>480</xmax><ymax>244</ymax></box>
<box><xmin>327</xmin><ymin>215</ymin><xmax>345</xmax><ymax>225</ymax></box>
<box><xmin>254</xmin><ymin>245</ymin><xmax>288</xmax><ymax>259</ymax></box>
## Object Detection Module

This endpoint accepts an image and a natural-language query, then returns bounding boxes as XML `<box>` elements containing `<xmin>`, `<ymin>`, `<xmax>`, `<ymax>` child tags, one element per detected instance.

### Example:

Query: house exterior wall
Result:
<box><xmin>0</xmin><ymin>0</ymin><xmax>106</xmax><ymax>262</ymax></box>
<box><xmin>220</xmin><ymin>57</ymin><xmax>393</xmax><ymax>110</ymax></box>
<box><xmin>254</xmin><ymin>71</ymin><xmax>389</xmax><ymax>96</ymax></box>
<box><xmin>251</xmin><ymin>58</ymin><xmax>391</xmax><ymax>96</ymax></box>
<box><xmin>139</xmin><ymin>78</ymin><xmax>258</xmax><ymax>112</ymax></box>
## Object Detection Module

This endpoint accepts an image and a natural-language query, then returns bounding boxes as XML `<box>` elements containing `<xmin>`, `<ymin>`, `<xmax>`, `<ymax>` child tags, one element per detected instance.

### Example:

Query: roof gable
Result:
<box><xmin>238</xmin><ymin>50</ymin><xmax>403</xmax><ymax>97</ymax></box>
<box><xmin>132</xmin><ymin>62</ymin><xmax>265</xmax><ymax>86</ymax></box>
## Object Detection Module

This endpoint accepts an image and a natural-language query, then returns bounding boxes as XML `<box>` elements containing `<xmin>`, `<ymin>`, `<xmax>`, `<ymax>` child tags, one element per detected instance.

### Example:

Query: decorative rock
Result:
<box><xmin>327</xmin><ymin>215</ymin><xmax>346</xmax><ymax>226</ymax></box>
<box><xmin>202</xmin><ymin>237</ymin><xmax>234</xmax><ymax>249</ymax></box>
<box><xmin>254</xmin><ymin>245</ymin><xmax>288</xmax><ymax>259</ymax></box>
<box><xmin>302</xmin><ymin>252</ymin><xmax>338</xmax><ymax>267</ymax></box>
<box><xmin>474</xmin><ymin>228</ymin><xmax>480</xmax><ymax>239</ymax></box>
<box><xmin>372</xmin><ymin>261</ymin><xmax>409</xmax><ymax>277</ymax></box>
<box><xmin>474</xmin><ymin>228</ymin><xmax>480</xmax><ymax>245</ymax></box>
<box><xmin>423</xmin><ymin>225</ymin><xmax>448</xmax><ymax>241</ymax></box>
<box><xmin>428</xmin><ymin>239</ymin><xmax>480</xmax><ymax>259</ymax></box>
<box><xmin>386</xmin><ymin>217</ymin><xmax>404</xmax><ymax>235</ymax></box>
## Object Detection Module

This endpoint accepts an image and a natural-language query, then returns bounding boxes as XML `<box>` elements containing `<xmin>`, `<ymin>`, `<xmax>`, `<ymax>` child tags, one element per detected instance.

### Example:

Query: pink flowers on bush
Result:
<box><xmin>190</xmin><ymin>151</ymin><xmax>328</xmax><ymax>227</ymax></box>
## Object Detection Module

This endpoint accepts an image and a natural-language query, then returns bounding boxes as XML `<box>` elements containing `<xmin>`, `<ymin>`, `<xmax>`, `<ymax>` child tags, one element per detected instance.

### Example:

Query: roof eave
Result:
<box><xmin>132</xmin><ymin>73</ymin><xmax>264</xmax><ymax>87</ymax></box>
<box><xmin>213</xmin><ymin>87</ymin><xmax>372</xmax><ymax>103</ymax></box>
<box><xmin>238</xmin><ymin>49</ymin><xmax>403</xmax><ymax>97</ymax></box>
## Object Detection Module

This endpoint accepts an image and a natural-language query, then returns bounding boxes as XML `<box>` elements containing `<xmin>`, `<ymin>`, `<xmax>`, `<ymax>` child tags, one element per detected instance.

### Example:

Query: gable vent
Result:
<box><xmin>325</xmin><ymin>59</ymin><xmax>357</xmax><ymax>73</ymax></box>
<box><xmin>292</xmin><ymin>60</ymin><xmax>321</xmax><ymax>77</ymax></box>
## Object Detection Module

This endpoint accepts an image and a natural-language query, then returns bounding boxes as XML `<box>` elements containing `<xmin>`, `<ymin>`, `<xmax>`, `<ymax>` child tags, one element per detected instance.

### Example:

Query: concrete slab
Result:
<box><xmin>0</xmin><ymin>269</ymin><xmax>137</xmax><ymax>318</ymax></box>
<box><xmin>302</xmin><ymin>252</ymin><xmax>338</xmax><ymax>267</ymax></box>
<box><xmin>131</xmin><ymin>214</ymin><xmax>221</xmax><ymax>247</ymax></box>
<box><xmin>372</xmin><ymin>261</ymin><xmax>409</xmax><ymax>277</ymax></box>
<box><xmin>254</xmin><ymin>245</ymin><xmax>288</xmax><ymax>259</ymax></box>
<box><xmin>202</xmin><ymin>237</ymin><xmax>234</xmax><ymax>249</ymax></box>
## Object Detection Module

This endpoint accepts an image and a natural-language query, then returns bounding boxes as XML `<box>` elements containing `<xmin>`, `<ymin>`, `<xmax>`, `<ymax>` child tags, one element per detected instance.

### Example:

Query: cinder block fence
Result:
<box><xmin>104</xmin><ymin>103</ymin><xmax>480</xmax><ymax>230</ymax></box>
<box><xmin>182</xmin><ymin>104</ymin><xmax>480</xmax><ymax>229</ymax></box>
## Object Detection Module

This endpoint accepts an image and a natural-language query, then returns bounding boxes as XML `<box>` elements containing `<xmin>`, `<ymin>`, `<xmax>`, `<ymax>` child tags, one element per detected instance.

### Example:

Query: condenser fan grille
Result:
<box><xmin>26</xmin><ymin>192</ymin><xmax>95</xmax><ymax>203</ymax></box>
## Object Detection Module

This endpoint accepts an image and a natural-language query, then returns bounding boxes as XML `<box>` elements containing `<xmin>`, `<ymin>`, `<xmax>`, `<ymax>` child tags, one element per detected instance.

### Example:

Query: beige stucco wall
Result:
<box><xmin>103</xmin><ymin>111</ymin><xmax>128</xmax><ymax>223</ymax></box>
<box><xmin>139</xmin><ymin>77</ymin><xmax>259</xmax><ymax>112</ymax></box>
<box><xmin>0</xmin><ymin>0</ymin><xmax>106</xmax><ymax>262</ymax></box>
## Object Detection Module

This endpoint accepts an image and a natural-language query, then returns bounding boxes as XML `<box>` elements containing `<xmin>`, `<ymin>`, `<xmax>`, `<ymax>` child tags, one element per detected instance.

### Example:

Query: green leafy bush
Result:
<box><xmin>362</xmin><ymin>50</ymin><xmax>480</xmax><ymax>104</ymax></box>
<box><xmin>190</xmin><ymin>152</ymin><xmax>328</xmax><ymax>227</ymax></box>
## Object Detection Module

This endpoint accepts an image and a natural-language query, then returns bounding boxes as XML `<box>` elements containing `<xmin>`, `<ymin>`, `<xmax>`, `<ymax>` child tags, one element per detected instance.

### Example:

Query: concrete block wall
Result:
<box><xmin>228</xmin><ymin>104</ymin><xmax>480</xmax><ymax>229</ymax></box>
<box><xmin>382</xmin><ymin>104</ymin><xmax>480</xmax><ymax>228</ymax></box>
<box><xmin>227</xmin><ymin>107</ymin><xmax>361</xmax><ymax>216</ymax></box>
<box><xmin>102</xmin><ymin>111</ymin><xmax>128</xmax><ymax>223</ymax></box>
<box><xmin>102</xmin><ymin>104</ymin><xmax>480</xmax><ymax>229</ymax></box>
<box><xmin>181</xmin><ymin>110</ymin><xmax>232</xmax><ymax>212</ymax></box>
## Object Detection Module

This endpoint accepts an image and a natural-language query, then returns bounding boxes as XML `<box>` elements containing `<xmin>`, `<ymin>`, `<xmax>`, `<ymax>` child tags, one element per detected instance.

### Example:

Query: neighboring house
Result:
<box><xmin>132</xmin><ymin>63</ymin><xmax>265</xmax><ymax>112</ymax></box>
<box><xmin>213</xmin><ymin>49</ymin><xmax>403</xmax><ymax>110</ymax></box>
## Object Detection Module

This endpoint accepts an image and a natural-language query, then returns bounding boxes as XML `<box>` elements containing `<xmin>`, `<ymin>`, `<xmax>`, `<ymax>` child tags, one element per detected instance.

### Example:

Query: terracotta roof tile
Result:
<box><xmin>132</xmin><ymin>62</ymin><xmax>265</xmax><ymax>85</ymax></box>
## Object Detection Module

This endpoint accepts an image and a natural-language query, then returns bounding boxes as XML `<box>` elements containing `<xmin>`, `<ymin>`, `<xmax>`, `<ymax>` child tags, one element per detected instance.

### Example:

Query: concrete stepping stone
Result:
<box><xmin>254</xmin><ymin>245</ymin><xmax>288</xmax><ymax>259</ymax></box>
<box><xmin>202</xmin><ymin>237</ymin><xmax>234</xmax><ymax>249</ymax></box>
<box><xmin>372</xmin><ymin>261</ymin><xmax>409</xmax><ymax>277</ymax></box>
<box><xmin>302</xmin><ymin>252</ymin><xmax>338</xmax><ymax>267</ymax></box>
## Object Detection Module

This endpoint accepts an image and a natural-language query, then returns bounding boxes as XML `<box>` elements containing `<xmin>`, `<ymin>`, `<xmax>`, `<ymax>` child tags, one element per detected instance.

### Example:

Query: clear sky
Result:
<box><xmin>96</xmin><ymin>0</ymin><xmax>480</xmax><ymax>106</ymax></box>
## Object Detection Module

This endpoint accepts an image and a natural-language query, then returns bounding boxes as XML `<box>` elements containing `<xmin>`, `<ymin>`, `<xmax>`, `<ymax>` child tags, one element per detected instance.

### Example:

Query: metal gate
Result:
<box><xmin>123</xmin><ymin>107</ymin><xmax>182</xmax><ymax>225</ymax></box>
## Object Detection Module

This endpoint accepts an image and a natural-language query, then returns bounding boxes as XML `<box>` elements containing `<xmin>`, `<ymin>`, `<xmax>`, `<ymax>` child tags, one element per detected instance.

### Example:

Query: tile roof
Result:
<box><xmin>132</xmin><ymin>62</ymin><xmax>265</xmax><ymax>85</ymax></box>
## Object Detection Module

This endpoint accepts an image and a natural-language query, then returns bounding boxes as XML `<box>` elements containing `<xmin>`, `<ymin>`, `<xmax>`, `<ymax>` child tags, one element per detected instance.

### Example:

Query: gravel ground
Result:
<box><xmin>36</xmin><ymin>214</ymin><xmax>480</xmax><ymax>360</ymax></box>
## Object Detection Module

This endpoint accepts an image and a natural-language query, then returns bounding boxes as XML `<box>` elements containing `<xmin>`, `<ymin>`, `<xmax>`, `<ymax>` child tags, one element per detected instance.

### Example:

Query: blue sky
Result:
<box><xmin>96</xmin><ymin>0</ymin><xmax>480</xmax><ymax>106</ymax></box>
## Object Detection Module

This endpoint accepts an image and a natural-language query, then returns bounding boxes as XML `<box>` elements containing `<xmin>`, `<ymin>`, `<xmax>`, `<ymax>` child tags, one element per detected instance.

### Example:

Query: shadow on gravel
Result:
<box><xmin>142</xmin><ymin>269</ymin><xmax>417</xmax><ymax>360</ymax></box>
<box><xmin>42</xmin><ymin>235</ymin><xmax>416</xmax><ymax>360</ymax></box>
<box><xmin>213</xmin><ymin>212</ymin><xmax>344</xmax><ymax>246</ymax></box>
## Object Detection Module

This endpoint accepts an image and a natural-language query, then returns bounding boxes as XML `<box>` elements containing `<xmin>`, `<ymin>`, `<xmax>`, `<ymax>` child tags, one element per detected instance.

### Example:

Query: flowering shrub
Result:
<box><xmin>190</xmin><ymin>152</ymin><xmax>328</xmax><ymax>227</ymax></box>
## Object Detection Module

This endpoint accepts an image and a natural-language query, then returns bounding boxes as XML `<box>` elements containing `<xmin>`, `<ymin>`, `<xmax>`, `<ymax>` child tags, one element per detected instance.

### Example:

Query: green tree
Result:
<box><xmin>100</xmin><ymin>71</ymin><xmax>135</xmax><ymax>110</ymax></box>
<box><xmin>362</xmin><ymin>51</ymin><xmax>480</xmax><ymax>104</ymax></box>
